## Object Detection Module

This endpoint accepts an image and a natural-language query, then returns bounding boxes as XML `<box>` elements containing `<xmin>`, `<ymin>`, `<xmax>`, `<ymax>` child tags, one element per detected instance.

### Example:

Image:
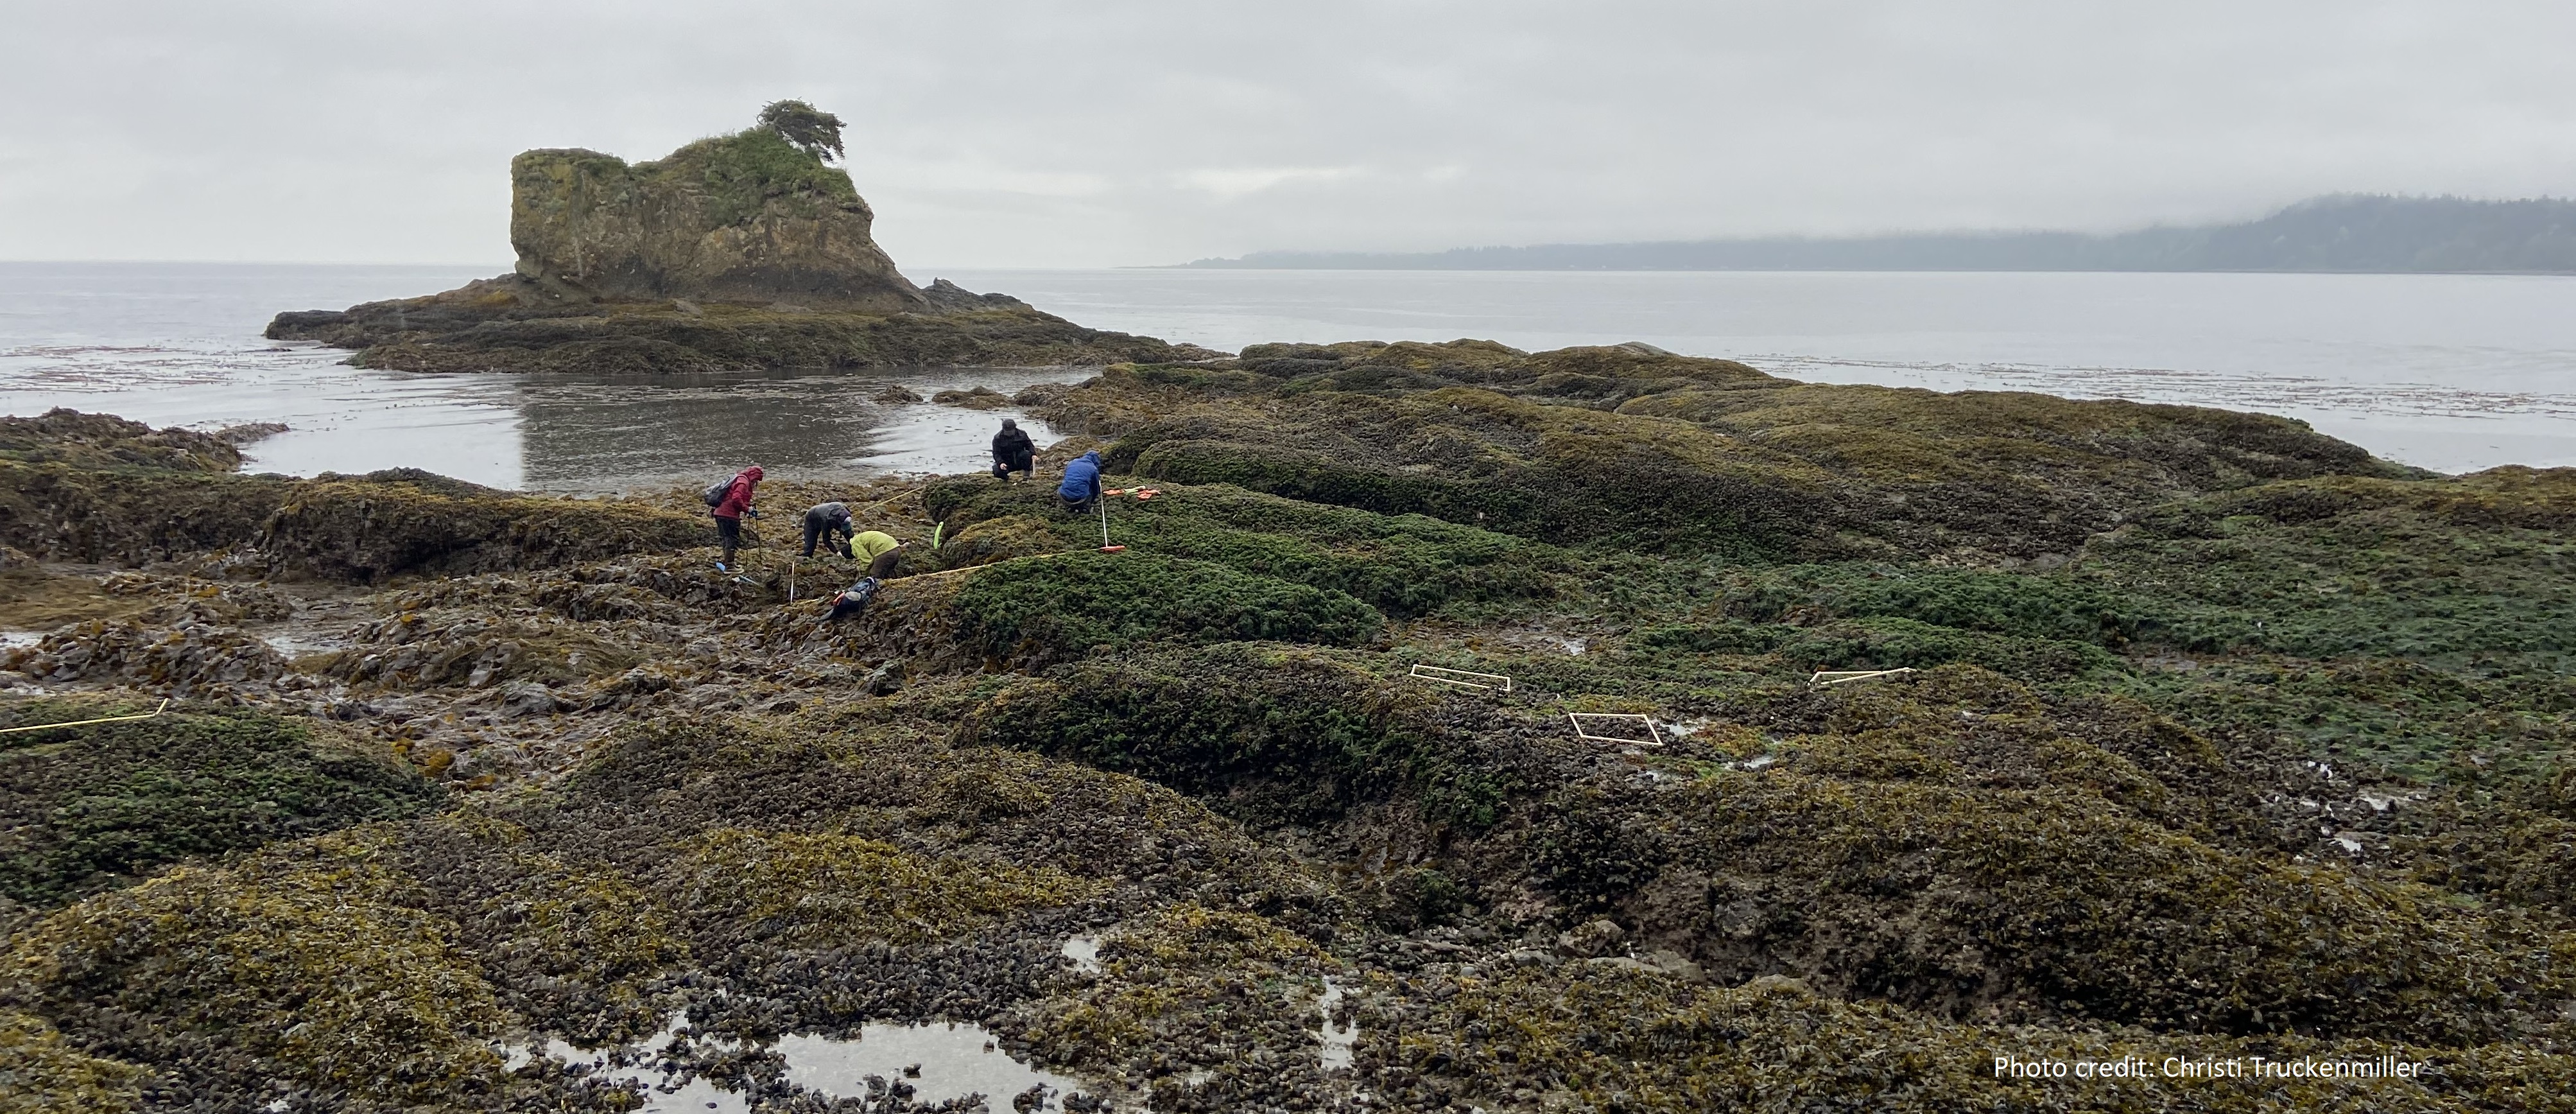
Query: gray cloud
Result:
<box><xmin>4</xmin><ymin>0</ymin><xmax>2570</xmax><ymax>267</ymax></box>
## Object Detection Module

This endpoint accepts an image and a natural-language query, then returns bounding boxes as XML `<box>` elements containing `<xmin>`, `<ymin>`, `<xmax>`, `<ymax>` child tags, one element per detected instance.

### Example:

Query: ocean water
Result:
<box><xmin>3</xmin><ymin>261</ymin><xmax>2570</xmax><ymax>491</ymax></box>
<box><xmin>0</xmin><ymin>262</ymin><xmax>1083</xmax><ymax>492</ymax></box>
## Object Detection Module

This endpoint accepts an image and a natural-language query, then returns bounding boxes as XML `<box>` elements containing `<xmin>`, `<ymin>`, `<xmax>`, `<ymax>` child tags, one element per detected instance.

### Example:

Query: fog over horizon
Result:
<box><xmin>4</xmin><ymin>0</ymin><xmax>2572</xmax><ymax>270</ymax></box>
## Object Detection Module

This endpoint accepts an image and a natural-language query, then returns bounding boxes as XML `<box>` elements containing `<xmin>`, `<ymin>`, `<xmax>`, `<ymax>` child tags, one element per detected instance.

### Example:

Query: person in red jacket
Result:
<box><xmin>712</xmin><ymin>465</ymin><xmax>763</xmax><ymax>570</ymax></box>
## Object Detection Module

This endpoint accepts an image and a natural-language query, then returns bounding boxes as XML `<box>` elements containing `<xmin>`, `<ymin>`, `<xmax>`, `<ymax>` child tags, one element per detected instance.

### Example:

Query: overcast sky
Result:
<box><xmin>4</xmin><ymin>1</ymin><xmax>2571</xmax><ymax>268</ymax></box>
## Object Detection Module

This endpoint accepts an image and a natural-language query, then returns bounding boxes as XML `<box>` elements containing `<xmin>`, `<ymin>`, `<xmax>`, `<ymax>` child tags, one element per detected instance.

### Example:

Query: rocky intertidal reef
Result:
<box><xmin>1</xmin><ymin>352</ymin><xmax>2573</xmax><ymax>1112</ymax></box>
<box><xmin>262</xmin><ymin>108</ymin><xmax>1212</xmax><ymax>375</ymax></box>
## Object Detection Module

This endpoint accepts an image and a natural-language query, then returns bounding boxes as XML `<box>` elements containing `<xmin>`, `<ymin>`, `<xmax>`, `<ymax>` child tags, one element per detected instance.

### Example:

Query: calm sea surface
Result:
<box><xmin>3</xmin><ymin>262</ymin><xmax>2570</xmax><ymax>491</ymax></box>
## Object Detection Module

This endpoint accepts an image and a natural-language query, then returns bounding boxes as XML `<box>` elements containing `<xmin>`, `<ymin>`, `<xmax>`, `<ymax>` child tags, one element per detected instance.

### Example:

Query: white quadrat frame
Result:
<box><xmin>1407</xmin><ymin>664</ymin><xmax>1514</xmax><ymax>692</ymax></box>
<box><xmin>1568</xmin><ymin>713</ymin><xmax>1665</xmax><ymax>747</ymax></box>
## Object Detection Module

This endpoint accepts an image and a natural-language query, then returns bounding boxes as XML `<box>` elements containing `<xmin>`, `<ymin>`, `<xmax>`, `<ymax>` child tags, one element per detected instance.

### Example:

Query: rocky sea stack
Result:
<box><xmin>267</xmin><ymin>103</ymin><xmax>1198</xmax><ymax>373</ymax></box>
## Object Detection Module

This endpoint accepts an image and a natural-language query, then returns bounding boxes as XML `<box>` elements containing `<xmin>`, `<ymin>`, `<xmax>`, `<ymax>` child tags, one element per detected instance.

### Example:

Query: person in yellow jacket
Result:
<box><xmin>850</xmin><ymin>530</ymin><xmax>908</xmax><ymax>580</ymax></box>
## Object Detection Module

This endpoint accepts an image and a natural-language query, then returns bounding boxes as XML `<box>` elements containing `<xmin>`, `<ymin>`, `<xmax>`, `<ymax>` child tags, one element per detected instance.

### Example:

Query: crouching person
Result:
<box><xmin>850</xmin><ymin>530</ymin><xmax>908</xmax><ymax>580</ymax></box>
<box><xmin>1057</xmin><ymin>449</ymin><xmax>1103</xmax><ymax>514</ymax></box>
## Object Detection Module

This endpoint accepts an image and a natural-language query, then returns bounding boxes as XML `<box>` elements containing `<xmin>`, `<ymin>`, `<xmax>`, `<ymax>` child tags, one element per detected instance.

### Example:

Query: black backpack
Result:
<box><xmin>702</xmin><ymin>475</ymin><xmax>735</xmax><ymax>507</ymax></box>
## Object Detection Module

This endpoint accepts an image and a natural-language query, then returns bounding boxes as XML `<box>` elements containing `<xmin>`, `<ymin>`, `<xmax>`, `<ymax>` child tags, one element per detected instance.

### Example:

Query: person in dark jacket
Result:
<box><xmin>1057</xmin><ymin>450</ymin><xmax>1102</xmax><ymax>512</ymax></box>
<box><xmin>801</xmin><ymin>501</ymin><xmax>855</xmax><ymax>559</ymax></box>
<box><xmin>712</xmin><ymin>466</ymin><xmax>763</xmax><ymax>569</ymax></box>
<box><xmin>822</xmin><ymin>576</ymin><xmax>879</xmax><ymax>622</ymax></box>
<box><xmin>990</xmin><ymin>419</ymin><xmax>1035</xmax><ymax>482</ymax></box>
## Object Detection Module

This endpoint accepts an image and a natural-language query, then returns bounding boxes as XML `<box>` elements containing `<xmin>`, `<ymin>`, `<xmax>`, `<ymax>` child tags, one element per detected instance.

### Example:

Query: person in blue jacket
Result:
<box><xmin>1057</xmin><ymin>450</ymin><xmax>1103</xmax><ymax>513</ymax></box>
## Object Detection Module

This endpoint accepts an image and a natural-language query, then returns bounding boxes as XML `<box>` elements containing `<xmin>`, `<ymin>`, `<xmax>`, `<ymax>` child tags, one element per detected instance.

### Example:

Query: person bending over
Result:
<box><xmin>801</xmin><ymin>501</ymin><xmax>855</xmax><ymax>559</ymax></box>
<box><xmin>1057</xmin><ymin>449</ymin><xmax>1102</xmax><ymax>514</ymax></box>
<box><xmin>850</xmin><ymin>530</ymin><xmax>908</xmax><ymax>580</ymax></box>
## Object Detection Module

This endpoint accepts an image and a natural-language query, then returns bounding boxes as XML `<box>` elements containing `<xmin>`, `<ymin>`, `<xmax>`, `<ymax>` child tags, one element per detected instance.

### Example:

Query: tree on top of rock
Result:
<box><xmin>758</xmin><ymin>100</ymin><xmax>846</xmax><ymax>163</ymax></box>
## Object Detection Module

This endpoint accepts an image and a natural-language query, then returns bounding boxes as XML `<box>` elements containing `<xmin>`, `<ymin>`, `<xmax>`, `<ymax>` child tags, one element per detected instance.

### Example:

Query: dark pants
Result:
<box><xmin>992</xmin><ymin>451</ymin><xmax>1033</xmax><ymax>480</ymax></box>
<box><xmin>802</xmin><ymin>512</ymin><xmax>852</xmax><ymax>558</ymax></box>
<box><xmin>865</xmin><ymin>548</ymin><xmax>903</xmax><ymax>580</ymax></box>
<box><xmin>715</xmin><ymin>515</ymin><xmax>742</xmax><ymax>565</ymax></box>
<box><xmin>1059</xmin><ymin>492</ymin><xmax>1096</xmax><ymax>515</ymax></box>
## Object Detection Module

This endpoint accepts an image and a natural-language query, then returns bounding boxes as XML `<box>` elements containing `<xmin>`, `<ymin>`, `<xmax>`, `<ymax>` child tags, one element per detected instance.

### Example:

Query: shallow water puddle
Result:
<box><xmin>779</xmin><ymin>1021</ymin><xmax>1086</xmax><ymax>1108</ymax></box>
<box><xmin>254</xmin><ymin>630</ymin><xmax>345</xmax><ymax>657</ymax></box>
<box><xmin>1060</xmin><ymin>933</ymin><xmax>1102</xmax><ymax>973</ymax></box>
<box><xmin>1317</xmin><ymin>977</ymin><xmax>1358</xmax><ymax>1071</ymax></box>
<box><xmin>503</xmin><ymin>1013</ymin><xmax>748</xmax><ymax>1114</ymax></box>
<box><xmin>509</xmin><ymin>1014</ymin><xmax>1091</xmax><ymax>1110</ymax></box>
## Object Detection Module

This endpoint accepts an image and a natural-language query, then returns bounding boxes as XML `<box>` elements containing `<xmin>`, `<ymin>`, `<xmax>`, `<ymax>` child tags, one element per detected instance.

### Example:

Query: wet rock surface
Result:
<box><xmin>2</xmin><ymin>360</ymin><xmax>2573</xmax><ymax>1111</ymax></box>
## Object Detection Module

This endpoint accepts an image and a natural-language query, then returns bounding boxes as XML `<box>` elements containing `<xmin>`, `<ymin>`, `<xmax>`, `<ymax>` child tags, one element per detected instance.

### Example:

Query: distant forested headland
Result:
<box><xmin>1181</xmin><ymin>194</ymin><xmax>2576</xmax><ymax>273</ymax></box>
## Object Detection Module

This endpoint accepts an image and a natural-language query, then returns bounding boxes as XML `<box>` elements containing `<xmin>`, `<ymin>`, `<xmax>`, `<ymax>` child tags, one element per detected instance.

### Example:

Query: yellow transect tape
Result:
<box><xmin>0</xmin><ymin>698</ymin><xmax>172</xmax><ymax>734</ymax></box>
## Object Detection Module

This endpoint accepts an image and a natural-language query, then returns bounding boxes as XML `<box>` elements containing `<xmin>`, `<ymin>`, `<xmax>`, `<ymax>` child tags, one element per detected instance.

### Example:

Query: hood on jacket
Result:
<box><xmin>1000</xmin><ymin>419</ymin><xmax>1018</xmax><ymax>431</ymax></box>
<box><xmin>742</xmin><ymin>466</ymin><xmax>765</xmax><ymax>483</ymax></box>
<box><xmin>1076</xmin><ymin>451</ymin><xmax>1100</xmax><ymax>465</ymax></box>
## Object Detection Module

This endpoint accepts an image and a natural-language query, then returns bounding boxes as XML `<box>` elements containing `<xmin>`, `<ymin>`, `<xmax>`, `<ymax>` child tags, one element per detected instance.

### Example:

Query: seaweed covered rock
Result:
<box><xmin>1016</xmin><ymin>904</ymin><xmax>1340</xmax><ymax>1101</ymax></box>
<box><xmin>0</xmin><ymin>408</ymin><xmax>245</xmax><ymax>473</ymax></box>
<box><xmin>1365</xmin><ymin>962</ymin><xmax>2576</xmax><ymax>1113</ymax></box>
<box><xmin>1032</xmin><ymin>347</ymin><xmax>2414</xmax><ymax>559</ymax></box>
<box><xmin>0</xmin><ymin>474</ymin><xmax>279</xmax><ymax>570</ymax></box>
<box><xmin>946</xmin><ymin>552</ymin><xmax>1384</xmax><ymax>666</ymax></box>
<box><xmin>1</xmin><ymin>618</ymin><xmax>293</xmax><ymax>695</ymax></box>
<box><xmin>0</xmin><ymin>701</ymin><xmax>440</xmax><ymax>910</ymax></box>
<box><xmin>0</xmin><ymin>413</ymin><xmax>708</xmax><ymax>578</ymax></box>
<box><xmin>8</xmin><ymin>333</ymin><xmax>2576</xmax><ymax>1111</ymax></box>
<box><xmin>312</xmin><ymin>607</ymin><xmax>644</xmax><ymax>691</ymax></box>
<box><xmin>964</xmin><ymin>644</ymin><xmax>1511</xmax><ymax>828</ymax></box>
<box><xmin>3</xmin><ymin>842</ymin><xmax>512</xmax><ymax>1108</ymax></box>
<box><xmin>1523</xmin><ymin>670</ymin><xmax>2576</xmax><ymax>1045</ymax></box>
<box><xmin>0</xmin><ymin>1007</ymin><xmax>146</xmax><ymax>1111</ymax></box>
<box><xmin>923</xmin><ymin>476</ymin><xmax>1566</xmax><ymax>618</ymax></box>
<box><xmin>269</xmin><ymin>293</ymin><xmax>1195</xmax><ymax>375</ymax></box>
<box><xmin>254</xmin><ymin>475</ymin><xmax>709</xmax><ymax>582</ymax></box>
<box><xmin>668</xmin><ymin>829</ymin><xmax>1098</xmax><ymax>949</ymax></box>
<box><xmin>0</xmin><ymin>708</ymin><xmax>1349</xmax><ymax>1108</ymax></box>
